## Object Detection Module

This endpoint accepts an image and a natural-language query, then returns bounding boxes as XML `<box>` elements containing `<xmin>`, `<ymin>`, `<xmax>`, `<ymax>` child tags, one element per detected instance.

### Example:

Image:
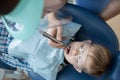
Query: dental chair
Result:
<box><xmin>28</xmin><ymin>3</ymin><xmax>120</xmax><ymax>80</ymax></box>
<box><xmin>0</xmin><ymin>3</ymin><xmax>120</xmax><ymax>80</ymax></box>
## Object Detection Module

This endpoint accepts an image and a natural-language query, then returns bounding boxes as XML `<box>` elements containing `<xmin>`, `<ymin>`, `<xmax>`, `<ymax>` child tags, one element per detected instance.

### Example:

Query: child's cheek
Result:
<box><xmin>66</xmin><ymin>55</ymin><xmax>76</xmax><ymax>65</ymax></box>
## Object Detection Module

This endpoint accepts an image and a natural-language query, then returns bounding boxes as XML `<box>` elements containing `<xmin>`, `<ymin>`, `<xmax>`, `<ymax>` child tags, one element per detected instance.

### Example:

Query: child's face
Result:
<box><xmin>64</xmin><ymin>40</ymin><xmax>92</xmax><ymax>73</ymax></box>
<box><xmin>44</xmin><ymin>0</ymin><xmax>66</xmax><ymax>15</ymax></box>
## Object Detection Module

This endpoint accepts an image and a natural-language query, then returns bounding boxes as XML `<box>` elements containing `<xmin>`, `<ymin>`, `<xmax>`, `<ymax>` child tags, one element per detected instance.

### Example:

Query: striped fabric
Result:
<box><xmin>0</xmin><ymin>17</ymin><xmax>32</xmax><ymax>71</ymax></box>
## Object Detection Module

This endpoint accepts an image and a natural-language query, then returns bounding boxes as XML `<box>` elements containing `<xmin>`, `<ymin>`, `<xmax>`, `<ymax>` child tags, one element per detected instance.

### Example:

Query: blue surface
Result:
<box><xmin>75</xmin><ymin>0</ymin><xmax>110</xmax><ymax>13</ymax></box>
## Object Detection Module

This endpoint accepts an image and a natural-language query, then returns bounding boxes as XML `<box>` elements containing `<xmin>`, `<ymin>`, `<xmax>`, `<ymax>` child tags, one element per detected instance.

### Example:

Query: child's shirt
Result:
<box><xmin>8</xmin><ymin>17</ymin><xmax>81</xmax><ymax>80</ymax></box>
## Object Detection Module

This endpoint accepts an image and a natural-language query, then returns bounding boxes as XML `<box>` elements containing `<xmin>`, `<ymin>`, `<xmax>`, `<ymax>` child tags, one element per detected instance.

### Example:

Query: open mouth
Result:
<box><xmin>65</xmin><ymin>46</ymin><xmax>71</xmax><ymax>54</ymax></box>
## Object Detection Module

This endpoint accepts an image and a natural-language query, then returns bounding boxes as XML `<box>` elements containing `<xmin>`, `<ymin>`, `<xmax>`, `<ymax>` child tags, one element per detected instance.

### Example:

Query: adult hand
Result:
<box><xmin>100</xmin><ymin>0</ymin><xmax>120</xmax><ymax>20</ymax></box>
<box><xmin>47</xmin><ymin>12</ymin><xmax>64</xmax><ymax>48</ymax></box>
<box><xmin>47</xmin><ymin>24</ymin><xmax>64</xmax><ymax>48</ymax></box>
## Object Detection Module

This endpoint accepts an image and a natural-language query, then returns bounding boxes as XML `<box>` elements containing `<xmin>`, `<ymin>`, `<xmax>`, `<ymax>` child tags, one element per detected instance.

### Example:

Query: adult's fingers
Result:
<box><xmin>48</xmin><ymin>40</ymin><xmax>65</xmax><ymax>48</ymax></box>
<box><xmin>46</xmin><ymin>27</ymin><xmax>56</xmax><ymax>37</ymax></box>
<box><xmin>47</xmin><ymin>27</ymin><xmax>63</xmax><ymax>48</ymax></box>
<box><xmin>56</xmin><ymin>26</ymin><xmax>62</xmax><ymax>41</ymax></box>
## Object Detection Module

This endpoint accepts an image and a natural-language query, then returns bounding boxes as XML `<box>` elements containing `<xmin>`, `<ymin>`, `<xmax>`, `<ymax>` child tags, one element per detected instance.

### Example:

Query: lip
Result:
<box><xmin>64</xmin><ymin>46</ymin><xmax>71</xmax><ymax>54</ymax></box>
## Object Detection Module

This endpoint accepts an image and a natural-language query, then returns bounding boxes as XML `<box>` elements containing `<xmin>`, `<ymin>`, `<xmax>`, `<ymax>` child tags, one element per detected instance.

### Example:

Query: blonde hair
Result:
<box><xmin>83</xmin><ymin>43</ymin><xmax>111</xmax><ymax>77</ymax></box>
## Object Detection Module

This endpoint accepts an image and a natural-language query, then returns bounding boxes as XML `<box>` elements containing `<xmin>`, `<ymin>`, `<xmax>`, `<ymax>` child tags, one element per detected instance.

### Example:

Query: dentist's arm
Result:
<box><xmin>100</xmin><ymin>0</ymin><xmax>120</xmax><ymax>21</ymax></box>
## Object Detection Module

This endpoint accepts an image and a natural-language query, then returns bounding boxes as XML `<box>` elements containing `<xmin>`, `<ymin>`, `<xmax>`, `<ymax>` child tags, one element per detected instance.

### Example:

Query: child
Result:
<box><xmin>8</xmin><ymin>16</ymin><xmax>111</xmax><ymax>80</ymax></box>
<box><xmin>64</xmin><ymin>40</ymin><xmax>111</xmax><ymax>77</ymax></box>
